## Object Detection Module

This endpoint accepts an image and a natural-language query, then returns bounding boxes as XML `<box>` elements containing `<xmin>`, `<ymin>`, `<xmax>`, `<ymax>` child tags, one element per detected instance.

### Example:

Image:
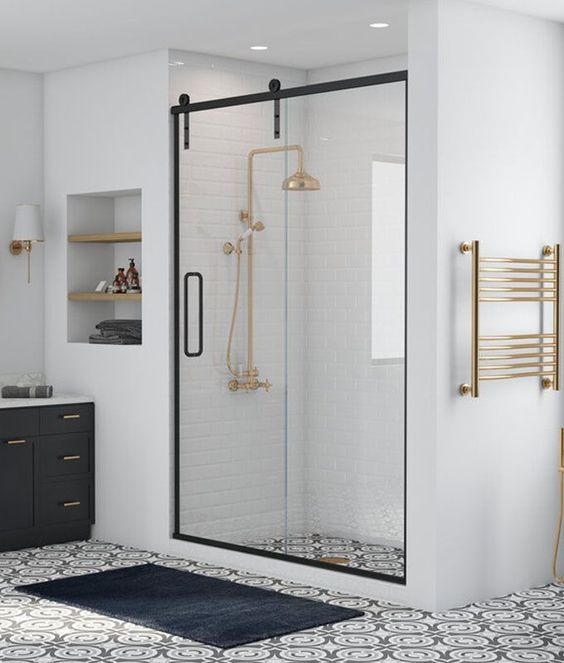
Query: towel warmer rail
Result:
<box><xmin>459</xmin><ymin>241</ymin><xmax>560</xmax><ymax>397</ymax></box>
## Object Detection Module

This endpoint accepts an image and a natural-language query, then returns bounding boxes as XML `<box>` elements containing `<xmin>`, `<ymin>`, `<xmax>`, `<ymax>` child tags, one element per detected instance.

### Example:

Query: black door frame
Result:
<box><xmin>172</xmin><ymin>70</ymin><xmax>408</xmax><ymax>585</ymax></box>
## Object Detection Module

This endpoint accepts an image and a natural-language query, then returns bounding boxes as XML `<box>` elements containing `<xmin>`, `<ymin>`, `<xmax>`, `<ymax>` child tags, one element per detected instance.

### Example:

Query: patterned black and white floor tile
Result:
<box><xmin>245</xmin><ymin>532</ymin><xmax>405</xmax><ymax>577</ymax></box>
<box><xmin>0</xmin><ymin>540</ymin><xmax>563</xmax><ymax>662</ymax></box>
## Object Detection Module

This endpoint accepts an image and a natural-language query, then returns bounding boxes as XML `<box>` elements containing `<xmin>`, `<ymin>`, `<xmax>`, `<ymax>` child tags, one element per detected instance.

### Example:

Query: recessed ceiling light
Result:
<box><xmin>250</xmin><ymin>45</ymin><xmax>268</xmax><ymax>51</ymax></box>
<box><xmin>369</xmin><ymin>22</ymin><xmax>390</xmax><ymax>28</ymax></box>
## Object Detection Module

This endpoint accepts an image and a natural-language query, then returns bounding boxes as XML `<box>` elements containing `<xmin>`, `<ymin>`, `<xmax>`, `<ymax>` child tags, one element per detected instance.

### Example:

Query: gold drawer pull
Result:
<box><xmin>62</xmin><ymin>455</ymin><xmax>81</xmax><ymax>461</ymax></box>
<box><xmin>62</xmin><ymin>414</ymin><xmax>81</xmax><ymax>420</ymax></box>
<box><xmin>62</xmin><ymin>501</ymin><xmax>81</xmax><ymax>508</ymax></box>
<box><xmin>6</xmin><ymin>439</ymin><xmax>26</xmax><ymax>445</ymax></box>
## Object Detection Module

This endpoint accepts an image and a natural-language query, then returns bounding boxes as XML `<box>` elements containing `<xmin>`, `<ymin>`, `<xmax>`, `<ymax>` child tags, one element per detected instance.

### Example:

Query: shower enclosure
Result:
<box><xmin>172</xmin><ymin>71</ymin><xmax>407</xmax><ymax>582</ymax></box>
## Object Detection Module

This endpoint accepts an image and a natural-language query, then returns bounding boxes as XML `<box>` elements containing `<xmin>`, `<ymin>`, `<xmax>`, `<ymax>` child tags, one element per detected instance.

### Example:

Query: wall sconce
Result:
<box><xmin>10</xmin><ymin>204</ymin><xmax>44</xmax><ymax>284</ymax></box>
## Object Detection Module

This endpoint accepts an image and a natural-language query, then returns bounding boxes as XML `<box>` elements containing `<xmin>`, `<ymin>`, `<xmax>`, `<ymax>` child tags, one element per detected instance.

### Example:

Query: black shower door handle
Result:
<box><xmin>184</xmin><ymin>272</ymin><xmax>203</xmax><ymax>357</ymax></box>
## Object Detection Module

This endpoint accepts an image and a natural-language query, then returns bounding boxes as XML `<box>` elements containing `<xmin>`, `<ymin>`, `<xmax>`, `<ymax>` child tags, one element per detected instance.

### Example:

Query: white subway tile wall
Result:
<box><xmin>171</xmin><ymin>53</ymin><xmax>405</xmax><ymax>560</ymax></box>
<box><xmin>173</xmin><ymin>55</ymin><xmax>308</xmax><ymax>543</ymax></box>
<box><xmin>301</xmin><ymin>83</ymin><xmax>405</xmax><ymax>547</ymax></box>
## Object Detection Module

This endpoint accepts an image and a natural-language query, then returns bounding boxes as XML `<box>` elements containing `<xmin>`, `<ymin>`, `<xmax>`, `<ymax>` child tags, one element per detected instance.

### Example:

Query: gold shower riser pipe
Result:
<box><xmin>245</xmin><ymin>145</ymin><xmax>303</xmax><ymax>388</ymax></box>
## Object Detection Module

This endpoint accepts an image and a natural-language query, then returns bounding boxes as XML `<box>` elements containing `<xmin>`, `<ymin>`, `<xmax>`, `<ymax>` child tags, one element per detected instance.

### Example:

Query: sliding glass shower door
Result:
<box><xmin>174</xmin><ymin>73</ymin><xmax>407</xmax><ymax>582</ymax></box>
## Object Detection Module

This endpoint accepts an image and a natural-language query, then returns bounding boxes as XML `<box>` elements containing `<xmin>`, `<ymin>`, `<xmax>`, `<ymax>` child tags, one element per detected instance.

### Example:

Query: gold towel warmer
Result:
<box><xmin>459</xmin><ymin>241</ymin><xmax>560</xmax><ymax>397</ymax></box>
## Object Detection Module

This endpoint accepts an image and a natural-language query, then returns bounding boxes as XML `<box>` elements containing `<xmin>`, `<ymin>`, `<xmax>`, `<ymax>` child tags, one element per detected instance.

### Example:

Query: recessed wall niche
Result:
<box><xmin>67</xmin><ymin>188</ymin><xmax>142</xmax><ymax>344</ymax></box>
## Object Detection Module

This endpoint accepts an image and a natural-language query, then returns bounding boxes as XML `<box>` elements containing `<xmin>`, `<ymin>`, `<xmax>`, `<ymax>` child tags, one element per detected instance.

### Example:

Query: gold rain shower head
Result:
<box><xmin>282</xmin><ymin>169</ymin><xmax>320</xmax><ymax>191</ymax></box>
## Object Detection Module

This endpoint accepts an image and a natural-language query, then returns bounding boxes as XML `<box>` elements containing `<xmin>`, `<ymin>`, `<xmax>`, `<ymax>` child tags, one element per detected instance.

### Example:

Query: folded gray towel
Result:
<box><xmin>88</xmin><ymin>334</ymin><xmax>141</xmax><ymax>345</ymax></box>
<box><xmin>2</xmin><ymin>385</ymin><xmax>53</xmax><ymax>399</ymax></box>
<box><xmin>96</xmin><ymin>319</ymin><xmax>142</xmax><ymax>339</ymax></box>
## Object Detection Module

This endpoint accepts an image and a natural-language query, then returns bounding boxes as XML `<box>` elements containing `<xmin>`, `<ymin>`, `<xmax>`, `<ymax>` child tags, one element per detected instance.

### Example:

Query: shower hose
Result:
<box><xmin>226</xmin><ymin>237</ymin><xmax>243</xmax><ymax>379</ymax></box>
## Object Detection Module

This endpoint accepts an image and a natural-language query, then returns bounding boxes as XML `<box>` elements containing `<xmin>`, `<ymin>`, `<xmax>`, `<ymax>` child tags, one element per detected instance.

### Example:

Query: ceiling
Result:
<box><xmin>0</xmin><ymin>0</ymin><xmax>408</xmax><ymax>73</ymax></box>
<box><xmin>0</xmin><ymin>0</ymin><xmax>562</xmax><ymax>75</ymax></box>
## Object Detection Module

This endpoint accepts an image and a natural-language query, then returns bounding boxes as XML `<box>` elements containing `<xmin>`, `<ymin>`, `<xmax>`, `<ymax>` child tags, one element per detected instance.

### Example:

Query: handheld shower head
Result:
<box><xmin>238</xmin><ymin>228</ymin><xmax>253</xmax><ymax>242</ymax></box>
<box><xmin>238</xmin><ymin>222</ymin><xmax>265</xmax><ymax>242</ymax></box>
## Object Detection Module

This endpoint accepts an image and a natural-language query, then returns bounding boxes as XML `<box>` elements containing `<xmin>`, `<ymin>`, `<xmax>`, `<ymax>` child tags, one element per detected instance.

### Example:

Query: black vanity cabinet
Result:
<box><xmin>0</xmin><ymin>402</ymin><xmax>94</xmax><ymax>551</ymax></box>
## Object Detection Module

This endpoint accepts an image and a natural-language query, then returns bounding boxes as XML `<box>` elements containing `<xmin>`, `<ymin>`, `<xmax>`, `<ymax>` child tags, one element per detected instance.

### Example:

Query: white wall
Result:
<box><xmin>434</xmin><ymin>0</ymin><xmax>564</xmax><ymax>608</ymax></box>
<box><xmin>0</xmin><ymin>69</ymin><xmax>44</xmax><ymax>376</ymax></box>
<box><xmin>403</xmin><ymin>0</ymin><xmax>441</xmax><ymax>609</ymax></box>
<box><xmin>43</xmin><ymin>50</ymin><xmax>171</xmax><ymax>551</ymax></box>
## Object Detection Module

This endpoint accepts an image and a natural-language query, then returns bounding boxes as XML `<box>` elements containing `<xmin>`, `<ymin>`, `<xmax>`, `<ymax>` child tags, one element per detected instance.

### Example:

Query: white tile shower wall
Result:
<box><xmin>170</xmin><ymin>52</ymin><xmax>308</xmax><ymax>543</ymax></box>
<box><xmin>302</xmin><ymin>63</ymin><xmax>406</xmax><ymax>546</ymax></box>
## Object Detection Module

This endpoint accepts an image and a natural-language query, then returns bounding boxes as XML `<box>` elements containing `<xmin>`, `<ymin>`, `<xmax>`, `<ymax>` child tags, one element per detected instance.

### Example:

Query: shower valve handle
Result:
<box><xmin>252</xmin><ymin>378</ymin><xmax>272</xmax><ymax>392</ymax></box>
<box><xmin>227</xmin><ymin>378</ymin><xmax>272</xmax><ymax>392</ymax></box>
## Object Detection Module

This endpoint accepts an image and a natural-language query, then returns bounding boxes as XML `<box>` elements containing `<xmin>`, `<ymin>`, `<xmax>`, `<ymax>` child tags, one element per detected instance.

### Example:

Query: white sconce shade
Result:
<box><xmin>13</xmin><ymin>204</ymin><xmax>43</xmax><ymax>242</ymax></box>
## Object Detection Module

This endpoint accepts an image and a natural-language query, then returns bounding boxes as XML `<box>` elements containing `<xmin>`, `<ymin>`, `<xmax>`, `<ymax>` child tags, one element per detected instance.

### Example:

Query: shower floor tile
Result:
<box><xmin>245</xmin><ymin>532</ymin><xmax>405</xmax><ymax>577</ymax></box>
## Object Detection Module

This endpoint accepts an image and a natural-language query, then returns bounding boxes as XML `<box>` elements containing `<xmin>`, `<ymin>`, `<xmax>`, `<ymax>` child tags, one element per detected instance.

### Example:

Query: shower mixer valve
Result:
<box><xmin>228</xmin><ymin>376</ymin><xmax>272</xmax><ymax>392</ymax></box>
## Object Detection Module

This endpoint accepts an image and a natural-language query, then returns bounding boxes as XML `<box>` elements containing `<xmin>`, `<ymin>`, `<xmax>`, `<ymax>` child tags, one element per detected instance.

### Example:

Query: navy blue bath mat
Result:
<box><xmin>16</xmin><ymin>563</ymin><xmax>363</xmax><ymax>648</ymax></box>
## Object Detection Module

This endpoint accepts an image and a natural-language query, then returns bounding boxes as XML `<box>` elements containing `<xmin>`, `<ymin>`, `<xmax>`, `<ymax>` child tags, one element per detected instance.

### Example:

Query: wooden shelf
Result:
<box><xmin>68</xmin><ymin>231</ymin><xmax>142</xmax><ymax>244</ymax></box>
<box><xmin>69</xmin><ymin>292</ymin><xmax>142</xmax><ymax>302</ymax></box>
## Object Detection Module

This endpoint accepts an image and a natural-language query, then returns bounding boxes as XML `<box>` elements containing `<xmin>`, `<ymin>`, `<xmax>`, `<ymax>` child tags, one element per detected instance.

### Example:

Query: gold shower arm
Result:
<box><xmin>248</xmin><ymin>144</ymin><xmax>304</xmax><ymax>181</ymax></box>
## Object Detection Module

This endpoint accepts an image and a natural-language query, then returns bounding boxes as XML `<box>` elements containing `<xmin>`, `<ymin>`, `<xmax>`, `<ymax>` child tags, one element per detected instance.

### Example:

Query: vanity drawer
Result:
<box><xmin>38</xmin><ymin>433</ymin><xmax>90</xmax><ymax>478</ymax></box>
<box><xmin>39</xmin><ymin>403</ymin><xmax>93</xmax><ymax>435</ymax></box>
<box><xmin>38</xmin><ymin>480</ymin><xmax>91</xmax><ymax>526</ymax></box>
<box><xmin>0</xmin><ymin>408</ymin><xmax>39</xmax><ymax>439</ymax></box>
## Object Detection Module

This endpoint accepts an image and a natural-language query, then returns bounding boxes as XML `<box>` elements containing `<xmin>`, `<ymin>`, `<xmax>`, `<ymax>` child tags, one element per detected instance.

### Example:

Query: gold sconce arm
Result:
<box><xmin>9</xmin><ymin>240</ymin><xmax>38</xmax><ymax>284</ymax></box>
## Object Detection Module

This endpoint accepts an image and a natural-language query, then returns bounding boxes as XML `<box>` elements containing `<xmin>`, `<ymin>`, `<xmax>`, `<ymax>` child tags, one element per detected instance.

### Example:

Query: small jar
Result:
<box><xmin>113</xmin><ymin>268</ymin><xmax>127</xmax><ymax>294</ymax></box>
<box><xmin>126</xmin><ymin>258</ymin><xmax>141</xmax><ymax>293</ymax></box>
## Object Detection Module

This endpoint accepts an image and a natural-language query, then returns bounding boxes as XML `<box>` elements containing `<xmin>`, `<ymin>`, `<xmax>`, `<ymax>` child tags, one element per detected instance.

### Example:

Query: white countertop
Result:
<box><xmin>0</xmin><ymin>394</ymin><xmax>94</xmax><ymax>409</ymax></box>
